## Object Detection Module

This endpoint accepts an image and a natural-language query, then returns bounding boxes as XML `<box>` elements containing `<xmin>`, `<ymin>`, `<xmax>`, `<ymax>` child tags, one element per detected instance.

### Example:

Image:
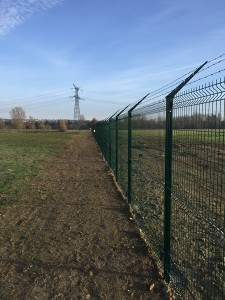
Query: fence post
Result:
<box><xmin>103</xmin><ymin>121</ymin><xmax>106</xmax><ymax>158</ymax></box>
<box><xmin>163</xmin><ymin>61</ymin><xmax>207</xmax><ymax>283</ymax></box>
<box><xmin>108</xmin><ymin>110</ymin><xmax>119</xmax><ymax>168</ymax></box>
<box><xmin>109</xmin><ymin>119</ymin><xmax>111</xmax><ymax>167</ymax></box>
<box><xmin>116</xmin><ymin>116</ymin><xmax>119</xmax><ymax>180</ymax></box>
<box><xmin>128</xmin><ymin>110</ymin><xmax>132</xmax><ymax>204</ymax></box>
<box><xmin>115</xmin><ymin>105</ymin><xmax>130</xmax><ymax>181</ymax></box>
<box><xmin>164</xmin><ymin>94</ymin><xmax>173</xmax><ymax>283</ymax></box>
<box><xmin>128</xmin><ymin>93</ymin><xmax>150</xmax><ymax>204</ymax></box>
<box><xmin>101</xmin><ymin>116</ymin><xmax>109</xmax><ymax>162</ymax></box>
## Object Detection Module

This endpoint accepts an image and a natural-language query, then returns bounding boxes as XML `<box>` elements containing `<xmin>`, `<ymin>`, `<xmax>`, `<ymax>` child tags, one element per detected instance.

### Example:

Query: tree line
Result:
<box><xmin>0</xmin><ymin>106</ymin><xmax>97</xmax><ymax>131</ymax></box>
<box><xmin>127</xmin><ymin>113</ymin><xmax>225</xmax><ymax>129</ymax></box>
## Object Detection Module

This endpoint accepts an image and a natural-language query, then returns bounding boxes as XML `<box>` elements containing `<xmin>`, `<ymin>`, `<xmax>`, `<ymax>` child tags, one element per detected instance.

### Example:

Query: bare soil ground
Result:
<box><xmin>0</xmin><ymin>131</ymin><xmax>168</xmax><ymax>300</ymax></box>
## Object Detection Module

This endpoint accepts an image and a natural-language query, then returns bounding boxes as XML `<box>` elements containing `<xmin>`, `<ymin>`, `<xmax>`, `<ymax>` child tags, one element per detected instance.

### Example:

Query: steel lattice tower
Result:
<box><xmin>73</xmin><ymin>84</ymin><xmax>80</xmax><ymax>127</ymax></box>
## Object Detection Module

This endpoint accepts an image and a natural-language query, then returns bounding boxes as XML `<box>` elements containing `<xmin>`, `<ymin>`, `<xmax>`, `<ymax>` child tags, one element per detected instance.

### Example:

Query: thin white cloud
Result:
<box><xmin>0</xmin><ymin>0</ymin><xmax>63</xmax><ymax>37</ymax></box>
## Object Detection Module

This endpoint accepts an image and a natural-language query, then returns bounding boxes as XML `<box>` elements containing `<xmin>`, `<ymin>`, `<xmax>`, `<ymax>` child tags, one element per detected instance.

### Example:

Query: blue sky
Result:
<box><xmin>0</xmin><ymin>0</ymin><xmax>224</xmax><ymax>120</ymax></box>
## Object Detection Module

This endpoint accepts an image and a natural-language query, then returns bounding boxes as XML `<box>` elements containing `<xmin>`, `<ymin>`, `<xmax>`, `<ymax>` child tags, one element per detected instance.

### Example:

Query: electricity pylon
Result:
<box><xmin>72</xmin><ymin>84</ymin><xmax>80</xmax><ymax>128</ymax></box>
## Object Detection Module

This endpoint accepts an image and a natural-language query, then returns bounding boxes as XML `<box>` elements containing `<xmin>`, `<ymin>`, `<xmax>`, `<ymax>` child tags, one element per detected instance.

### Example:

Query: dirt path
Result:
<box><xmin>0</xmin><ymin>131</ymin><xmax>168</xmax><ymax>300</ymax></box>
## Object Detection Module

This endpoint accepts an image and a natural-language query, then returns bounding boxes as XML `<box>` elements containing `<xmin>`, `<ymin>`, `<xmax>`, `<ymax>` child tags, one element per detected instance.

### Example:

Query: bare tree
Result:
<box><xmin>0</xmin><ymin>118</ymin><xmax>5</xmax><ymax>129</ymax></box>
<box><xmin>79</xmin><ymin>114</ymin><xmax>85</xmax><ymax>127</ymax></box>
<box><xmin>59</xmin><ymin>120</ymin><xmax>68</xmax><ymax>132</ymax></box>
<box><xmin>9</xmin><ymin>106</ymin><xmax>26</xmax><ymax>131</ymax></box>
<box><xmin>39</xmin><ymin>120</ymin><xmax>46</xmax><ymax>131</ymax></box>
<box><xmin>28</xmin><ymin>116</ymin><xmax>36</xmax><ymax>130</ymax></box>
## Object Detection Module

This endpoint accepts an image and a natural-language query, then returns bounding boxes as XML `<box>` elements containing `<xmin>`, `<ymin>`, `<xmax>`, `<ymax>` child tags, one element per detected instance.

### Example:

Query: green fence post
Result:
<box><xmin>106</xmin><ymin>121</ymin><xmax>109</xmax><ymax>163</ymax></box>
<box><xmin>128</xmin><ymin>110</ymin><xmax>132</xmax><ymax>204</ymax></box>
<box><xmin>108</xmin><ymin>110</ymin><xmax>119</xmax><ymax>168</ymax></box>
<box><xmin>104</xmin><ymin>121</ymin><xmax>108</xmax><ymax>159</ymax></box>
<box><xmin>115</xmin><ymin>116</ymin><xmax>119</xmax><ymax>180</ymax></box>
<box><xmin>128</xmin><ymin>94</ymin><xmax>150</xmax><ymax>204</ymax></box>
<box><xmin>163</xmin><ymin>61</ymin><xmax>207</xmax><ymax>283</ymax></box>
<box><xmin>115</xmin><ymin>105</ymin><xmax>129</xmax><ymax>181</ymax></box>
<box><xmin>164</xmin><ymin>94</ymin><xmax>173</xmax><ymax>282</ymax></box>
<box><xmin>102</xmin><ymin>122</ymin><xmax>106</xmax><ymax>158</ymax></box>
<box><xmin>109</xmin><ymin>118</ymin><xmax>111</xmax><ymax>167</ymax></box>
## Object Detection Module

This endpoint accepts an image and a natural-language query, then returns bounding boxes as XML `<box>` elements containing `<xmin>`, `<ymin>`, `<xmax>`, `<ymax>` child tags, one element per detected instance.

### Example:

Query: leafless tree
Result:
<box><xmin>59</xmin><ymin>120</ymin><xmax>68</xmax><ymax>132</ymax></box>
<box><xmin>0</xmin><ymin>118</ymin><xmax>5</xmax><ymax>129</ymax></box>
<box><xmin>9</xmin><ymin>106</ymin><xmax>26</xmax><ymax>131</ymax></box>
<box><xmin>28</xmin><ymin>116</ymin><xmax>36</xmax><ymax>130</ymax></box>
<box><xmin>39</xmin><ymin>120</ymin><xmax>46</xmax><ymax>131</ymax></box>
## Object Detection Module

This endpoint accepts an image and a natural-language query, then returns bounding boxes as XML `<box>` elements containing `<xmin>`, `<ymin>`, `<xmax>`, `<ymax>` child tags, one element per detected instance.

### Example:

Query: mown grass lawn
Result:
<box><xmin>0</xmin><ymin>131</ymin><xmax>78</xmax><ymax>211</ymax></box>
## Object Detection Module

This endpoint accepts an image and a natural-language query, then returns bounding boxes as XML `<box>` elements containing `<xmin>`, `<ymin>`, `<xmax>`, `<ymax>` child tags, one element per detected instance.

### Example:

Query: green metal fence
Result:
<box><xmin>92</xmin><ymin>64</ymin><xmax>225</xmax><ymax>299</ymax></box>
<box><xmin>170</xmin><ymin>78</ymin><xmax>225</xmax><ymax>299</ymax></box>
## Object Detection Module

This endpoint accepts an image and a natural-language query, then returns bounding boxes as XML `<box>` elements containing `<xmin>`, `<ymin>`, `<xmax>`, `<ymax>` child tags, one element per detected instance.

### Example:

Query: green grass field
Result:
<box><xmin>116</xmin><ymin>129</ymin><xmax>225</xmax><ymax>143</ymax></box>
<box><xmin>0</xmin><ymin>131</ymin><xmax>77</xmax><ymax>210</ymax></box>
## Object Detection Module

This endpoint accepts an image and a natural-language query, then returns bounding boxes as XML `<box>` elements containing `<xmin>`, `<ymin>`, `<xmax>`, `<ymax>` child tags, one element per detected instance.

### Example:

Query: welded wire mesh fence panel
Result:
<box><xmin>130</xmin><ymin>102</ymin><xmax>166</xmax><ymax>268</ymax></box>
<box><xmin>171</xmin><ymin>78</ymin><xmax>225</xmax><ymax>299</ymax></box>
<box><xmin>117</xmin><ymin>115</ymin><xmax>128</xmax><ymax>196</ymax></box>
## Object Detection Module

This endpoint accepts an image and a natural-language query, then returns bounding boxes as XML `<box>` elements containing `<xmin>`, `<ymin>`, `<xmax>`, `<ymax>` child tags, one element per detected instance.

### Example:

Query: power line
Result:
<box><xmin>1</xmin><ymin>53</ymin><xmax>224</xmax><ymax>119</ymax></box>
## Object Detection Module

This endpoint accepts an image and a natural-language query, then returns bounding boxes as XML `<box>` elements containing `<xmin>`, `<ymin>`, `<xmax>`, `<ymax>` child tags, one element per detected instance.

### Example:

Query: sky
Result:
<box><xmin>0</xmin><ymin>0</ymin><xmax>225</xmax><ymax>120</ymax></box>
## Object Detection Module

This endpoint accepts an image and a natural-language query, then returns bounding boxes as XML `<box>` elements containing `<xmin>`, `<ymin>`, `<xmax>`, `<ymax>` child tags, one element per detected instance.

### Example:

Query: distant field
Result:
<box><xmin>0</xmin><ymin>131</ymin><xmax>77</xmax><ymax>210</ymax></box>
<box><xmin>116</xmin><ymin>129</ymin><xmax>225</xmax><ymax>143</ymax></box>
